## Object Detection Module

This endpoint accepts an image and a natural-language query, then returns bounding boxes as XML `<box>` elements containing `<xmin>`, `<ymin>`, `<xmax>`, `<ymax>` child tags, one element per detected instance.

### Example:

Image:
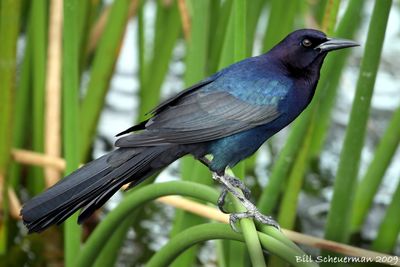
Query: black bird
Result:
<box><xmin>21</xmin><ymin>29</ymin><xmax>359</xmax><ymax>233</ymax></box>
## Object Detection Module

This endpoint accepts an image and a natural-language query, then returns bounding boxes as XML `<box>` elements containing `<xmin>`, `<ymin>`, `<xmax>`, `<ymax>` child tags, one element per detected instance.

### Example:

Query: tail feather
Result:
<box><xmin>21</xmin><ymin>145</ymin><xmax>185</xmax><ymax>233</ymax></box>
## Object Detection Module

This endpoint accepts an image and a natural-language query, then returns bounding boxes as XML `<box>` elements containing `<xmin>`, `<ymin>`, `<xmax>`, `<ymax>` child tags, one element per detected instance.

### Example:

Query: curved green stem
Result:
<box><xmin>259</xmin><ymin>224</ymin><xmax>305</xmax><ymax>255</ymax></box>
<box><xmin>76</xmin><ymin>181</ymin><xmax>220</xmax><ymax>267</ymax></box>
<box><xmin>146</xmin><ymin>223</ymin><xmax>317</xmax><ymax>267</ymax></box>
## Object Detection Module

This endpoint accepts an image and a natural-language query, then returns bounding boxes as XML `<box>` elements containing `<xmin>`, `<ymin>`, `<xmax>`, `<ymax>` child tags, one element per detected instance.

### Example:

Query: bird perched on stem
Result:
<box><xmin>21</xmin><ymin>29</ymin><xmax>358</xmax><ymax>233</ymax></box>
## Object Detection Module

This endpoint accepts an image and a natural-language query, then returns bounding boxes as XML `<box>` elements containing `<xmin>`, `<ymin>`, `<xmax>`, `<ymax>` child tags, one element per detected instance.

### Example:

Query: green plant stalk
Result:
<box><xmin>153</xmin><ymin>0</ymin><xmax>167</xmax><ymax>61</ymax></box>
<box><xmin>263</xmin><ymin>0</ymin><xmax>298</xmax><ymax>51</ymax></box>
<box><xmin>216</xmin><ymin>240</ymin><xmax>228</xmax><ymax>267</ymax></box>
<box><xmin>75</xmin><ymin>181</ymin><xmax>220</xmax><ymax>267</ymax></box>
<box><xmin>208</xmin><ymin>0</ymin><xmax>233</xmax><ymax>73</ymax></box>
<box><xmin>310</xmin><ymin>0</ymin><xmax>365</xmax><ymax>156</ymax></box>
<box><xmin>259</xmin><ymin>224</ymin><xmax>304</xmax><ymax>255</ymax></box>
<box><xmin>147</xmin><ymin>223</ymin><xmax>317</xmax><ymax>267</ymax></box>
<box><xmin>217</xmin><ymin>10</ymin><xmax>234</xmax><ymax>70</ymax></box>
<box><xmin>268</xmin><ymin>116</ymin><xmax>315</xmax><ymax>267</ymax></box>
<box><xmin>234</xmin><ymin>208</ymin><xmax>266</xmax><ymax>267</ymax></box>
<box><xmin>76</xmin><ymin>0</ymin><xmax>90</xmax><ymax>48</ymax></box>
<box><xmin>79</xmin><ymin>0</ymin><xmax>101</xmax><ymax>71</ymax></box>
<box><xmin>170</xmin><ymin>2</ymin><xmax>211</xmax><ymax>265</ymax></box>
<box><xmin>9</xmin><ymin>21</ymin><xmax>32</xmax><ymax>190</ymax></box>
<box><xmin>137</xmin><ymin>1</ymin><xmax>181</xmax><ymax>121</ymax></box>
<box><xmin>245</xmin><ymin>0</ymin><xmax>265</xmax><ymax>56</ymax></box>
<box><xmin>226</xmin><ymin>240</ymin><xmax>246</xmax><ymax>267</ymax></box>
<box><xmin>371</xmin><ymin>176</ymin><xmax>400</xmax><ymax>253</ymax></box>
<box><xmin>277</xmin><ymin>117</ymin><xmax>314</xmax><ymax>229</ymax></box>
<box><xmin>96</xmin><ymin>180</ymin><xmax>157</xmax><ymax>267</ymax></box>
<box><xmin>183</xmin><ymin>0</ymin><xmax>210</xmax><ymax>86</ymax></box>
<box><xmin>30</xmin><ymin>0</ymin><xmax>47</xmax><ymax>195</ymax></box>
<box><xmin>76</xmin><ymin>0</ymin><xmax>90</xmax><ymax>72</ymax></box>
<box><xmin>257</xmin><ymin>113</ymin><xmax>308</xmax><ymax>214</ymax></box>
<box><xmin>233</xmin><ymin>0</ymin><xmax>246</xmax><ymax>61</ymax></box>
<box><xmin>323</xmin><ymin>0</ymin><xmax>392</xmax><ymax>248</ymax></box>
<box><xmin>63</xmin><ymin>0</ymin><xmax>82</xmax><ymax>266</ymax></box>
<box><xmin>93</xmin><ymin>215</ymin><xmax>133</xmax><ymax>267</ymax></box>
<box><xmin>0</xmin><ymin>0</ymin><xmax>22</xmax><ymax>254</ymax></box>
<box><xmin>137</xmin><ymin>2</ymin><xmax>147</xmax><ymax>98</ymax></box>
<box><xmin>321</xmin><ymin>0</ymin><xmax>341</xmax><ymax>34</ymax></box>
<box><xmin>312</xmin><ymin>0</ymin><xmax>328</xmax><ymax>25</ymax></box>
<box><xmin>351</xmin><ymin>103</ymin><xmax>400</xmax><ymax>231</ymax></box>
<box><xmin>80</xmin><ymin>0</ymin><xmax>132</xmax><ymax>158</ymax></box>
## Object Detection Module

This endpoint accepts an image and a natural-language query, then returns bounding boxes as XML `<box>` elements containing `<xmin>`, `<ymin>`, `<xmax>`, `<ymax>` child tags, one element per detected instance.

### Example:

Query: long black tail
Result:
<box><xmin>21</xmin><ymin>145</ymin><xmax>185</xmax><ymax>233</ymax></box>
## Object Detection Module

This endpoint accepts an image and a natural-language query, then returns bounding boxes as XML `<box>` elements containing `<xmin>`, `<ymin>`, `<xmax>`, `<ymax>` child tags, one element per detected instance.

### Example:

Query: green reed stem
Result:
<box><xmin>63</xmin><ymin>0</ymin><xmax>83</xmax><ymax>266</ymax></box>
<box><xmin>351</xmin><ymin>102</ymin><xmax>400</xmax><ymax>231</ymax></box>
<box><xmin>371</xmin><ymin>176</ymin><xmax>400</xmax><ymax>253</ymax></box>
<box><xmin>80</xmin><ymin>0</ymin><xmax>132</xmax><ymax>158</ymax></box>
<box><xmin>30</xmin><ymin>0</ymin><xmax>47</xmax><ymax>195</ymax></box>
<box><xmin>0</xmin><ymin>0</ymin><xmax>22</xmax><ymax>254</ymax></box>
<box><xmin>323</xmin><ymin>0</ymin><xmax>392</xmax><ymax>250</ymax></box>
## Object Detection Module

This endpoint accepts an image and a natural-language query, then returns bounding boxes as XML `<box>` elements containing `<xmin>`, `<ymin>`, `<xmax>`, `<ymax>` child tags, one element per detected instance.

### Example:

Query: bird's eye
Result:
<box><xmin>301</xmin><ymin>39</ymin><xmax>312</xmax><ymax>47</ymax></box>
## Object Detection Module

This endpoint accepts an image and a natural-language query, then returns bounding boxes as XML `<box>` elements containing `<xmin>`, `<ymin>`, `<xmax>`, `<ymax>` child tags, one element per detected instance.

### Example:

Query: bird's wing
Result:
<box><xmin>148</xmin><ymin>73</ymin><xmax>220</xmax><ymax>116</ymax></box>
<box><xmin>115</xmin><ymin>73</ymin><xmax>220</xmax><ymax>137</ymax></box>
<box><xmin>115</xmin><ymin>89</ymin><xmax>284</xmax><ymax>147</ymax></box>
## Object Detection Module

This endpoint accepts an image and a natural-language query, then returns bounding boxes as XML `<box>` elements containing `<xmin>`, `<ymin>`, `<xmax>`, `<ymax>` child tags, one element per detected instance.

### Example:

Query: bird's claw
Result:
<box><xmin>217</xmin><ymin>189</ymin><xmax>229</xmax><ymax>214</ymax></box>
<box><xmin>229</xmin><ymin>210</ymin><xmax>281</xmax><ymax>232</ymax></box>
<box><xmin>212</xmin><ymin>172</ymin><xmax>280</xmax><ymax>232</ymax></box>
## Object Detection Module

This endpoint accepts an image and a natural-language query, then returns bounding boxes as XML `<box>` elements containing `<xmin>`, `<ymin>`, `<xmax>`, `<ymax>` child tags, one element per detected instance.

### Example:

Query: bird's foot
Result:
<box><xmin>212</xmin><ymin>172</ymin><xmax>280</xmax><ymax>232</ymax></box>
<box><xmin>213</xmin><ymin>173</ymin><xmax>251</xmax><ymax>214</ymax></box>
<box><xmin>229</xmin><ymin>210</ymin><xmax>280</xmax><ymax>232</ymax></box>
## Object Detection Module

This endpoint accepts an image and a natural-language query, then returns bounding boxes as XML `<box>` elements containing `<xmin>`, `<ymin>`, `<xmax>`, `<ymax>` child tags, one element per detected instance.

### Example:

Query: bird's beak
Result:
<box><xmin>315</xmin><ymin>37</ymin><xmax>359</xmax><ymax>52</ymax></box>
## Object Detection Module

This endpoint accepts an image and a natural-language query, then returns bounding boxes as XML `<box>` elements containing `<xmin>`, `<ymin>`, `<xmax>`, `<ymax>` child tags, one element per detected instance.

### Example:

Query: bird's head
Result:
<box><xmin>269</xmin><ymin>29</ymin><xmax>359</xmax><ymax>75</ymax></box>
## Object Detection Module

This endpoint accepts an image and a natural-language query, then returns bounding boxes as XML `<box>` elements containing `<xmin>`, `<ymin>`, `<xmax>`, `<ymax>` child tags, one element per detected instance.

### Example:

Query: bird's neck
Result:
<box><xmin>269</xmin><ymin>55</ymin><xmax>325</xmax><ymax>109</ymax></box>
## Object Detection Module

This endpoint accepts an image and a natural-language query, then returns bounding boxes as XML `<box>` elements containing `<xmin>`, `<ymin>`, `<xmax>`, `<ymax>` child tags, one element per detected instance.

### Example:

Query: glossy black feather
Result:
<box><xmin>115</xmin><ymin>91</ymin><xmax>280</xmax><ymax>147</ymax></box>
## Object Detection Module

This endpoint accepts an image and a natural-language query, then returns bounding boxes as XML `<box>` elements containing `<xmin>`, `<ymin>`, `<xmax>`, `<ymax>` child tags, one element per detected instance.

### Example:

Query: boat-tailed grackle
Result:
<box><xmin>21</xmin><ymin>29</ymin><xmax>359</xmax><ymax>233</ymax></box>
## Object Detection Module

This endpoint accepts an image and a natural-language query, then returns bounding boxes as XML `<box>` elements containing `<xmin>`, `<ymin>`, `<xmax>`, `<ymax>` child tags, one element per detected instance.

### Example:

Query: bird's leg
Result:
<box><xmin>222</xmin><ymin>174</ymin><xmax>251</xmax><ymax>199</ymax></box>
<box><xmin>215</xmin><ymin>175</ymin><xmax>252</xmax><ymax>213</ymax></box>
<box><xmin>212</xmin><ymin>172</ymin><xmax>280</xmax><ymax>232</ymax></box>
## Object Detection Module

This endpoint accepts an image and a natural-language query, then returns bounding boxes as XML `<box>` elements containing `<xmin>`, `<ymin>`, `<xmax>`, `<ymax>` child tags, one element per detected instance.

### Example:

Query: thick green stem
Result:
<box><xmin>323</xmin><ymin>0</ymin><xmax>392</xmax><ymax>249</ymax></box>
<box><xmin>80</xmin><ymin>0</ymin><xmax>132</xmax><ymax>158</ymax></box>
<box><xmin>0</xmin><ymin>0</ymin><xmax>22</xmax><ymax>254</ymax></box>
<box><xmin>372</xmin><ymin>177</ymin><xmax>400</xmax><ymax>253</ymax></box>
<box><xmin>30</xmin><ymin>0</ymin><xmax>47</xmax><ymax>195</ymax></box>
<box><xmin>63</xmin><ymin>0</ymin><xmax>82</xmax><ymax>266</ymax></box>
<box><xmin>351</xmin><ymin>103</ymin><xmax>400</xmax><ymax>232</ymax></box>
